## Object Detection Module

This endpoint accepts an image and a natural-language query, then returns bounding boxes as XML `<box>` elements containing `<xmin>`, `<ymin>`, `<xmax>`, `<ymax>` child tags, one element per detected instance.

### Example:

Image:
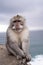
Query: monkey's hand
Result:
<box><xmin>17</xmin><ymin>55</ymin><xmax>22</xmax><ymax>60</ymax></box>
<box><xmin>26</xmin><ymin>54</ymin><xmax>31</xmax><ymax>62</ymax></box>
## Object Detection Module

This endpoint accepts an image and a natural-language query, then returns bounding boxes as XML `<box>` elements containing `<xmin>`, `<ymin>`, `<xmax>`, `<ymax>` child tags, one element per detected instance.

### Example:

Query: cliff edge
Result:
<box><xmin>0</xmin><ymin>45</ymin><xmax>31</xmax><ymax>65</ymax></box>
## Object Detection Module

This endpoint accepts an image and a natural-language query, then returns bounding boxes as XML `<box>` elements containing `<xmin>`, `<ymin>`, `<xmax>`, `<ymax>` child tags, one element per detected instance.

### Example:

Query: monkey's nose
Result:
<box><xmin>16</xmin><ymin>25</ymin><xmax>19</xmax><ymax>28</ymax></box>
<box><xmin>16</xmin><ymin>25</ymin><xmax>20</xmax><ymax>29</ymax></box>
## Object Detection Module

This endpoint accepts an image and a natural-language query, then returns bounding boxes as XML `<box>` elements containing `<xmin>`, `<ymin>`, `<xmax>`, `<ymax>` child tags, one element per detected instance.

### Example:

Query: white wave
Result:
<box><xmin>27</xmin><ymin>55</ymin><xmax>43</xmax><ymax>65</ymax></box>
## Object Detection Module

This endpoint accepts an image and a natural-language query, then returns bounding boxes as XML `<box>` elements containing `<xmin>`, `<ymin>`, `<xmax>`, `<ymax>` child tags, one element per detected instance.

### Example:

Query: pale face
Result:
<box><xmin>11</xmin><ymin>20</ymin><xmax>24</xmax><ymax>32</ymax></box>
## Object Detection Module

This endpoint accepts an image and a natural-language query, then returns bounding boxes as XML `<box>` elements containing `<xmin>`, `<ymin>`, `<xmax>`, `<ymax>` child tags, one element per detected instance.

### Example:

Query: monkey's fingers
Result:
<box><xmin>17</xmin><ymin>55</ymin><xmax>22</xmax><ymax>60</ymax></box>
<box><xmin>26</xmin><ymin>55</ymin><xmax>31</xmax><ymax>62</ymax></box>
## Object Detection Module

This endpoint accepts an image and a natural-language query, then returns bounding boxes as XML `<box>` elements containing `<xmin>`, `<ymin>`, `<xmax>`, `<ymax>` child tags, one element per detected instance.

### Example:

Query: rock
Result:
<box><xmin>0</xmin><ymin>45</ymin><xmax>31</xmax><ymax>65</ymax></box>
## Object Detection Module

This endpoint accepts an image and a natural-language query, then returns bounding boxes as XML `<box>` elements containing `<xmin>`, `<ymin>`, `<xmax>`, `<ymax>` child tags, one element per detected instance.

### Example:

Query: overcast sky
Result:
<box><xmin>0</xmin><ymin>0</ymin><xmax>43</xmax><ymax>32</ymax></box>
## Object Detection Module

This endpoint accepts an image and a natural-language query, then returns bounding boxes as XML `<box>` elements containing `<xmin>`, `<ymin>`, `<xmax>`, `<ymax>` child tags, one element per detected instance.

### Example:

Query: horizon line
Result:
<box><xmin>0</xmin><ymin>24</ymin><xmax>43</xmax><ymax>32</ymax></box>
<box><xmin>0</xmin><ymin>29</ymin><xmax>43</xmax><ymax>32</ymax></box>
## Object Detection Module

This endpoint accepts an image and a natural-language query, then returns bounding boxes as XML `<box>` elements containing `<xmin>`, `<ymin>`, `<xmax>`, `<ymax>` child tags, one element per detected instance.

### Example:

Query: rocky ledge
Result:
<box><xmin>0</xmin><ymin>45</ymin><xmax>31</xmax><ymax>65</ymax></box>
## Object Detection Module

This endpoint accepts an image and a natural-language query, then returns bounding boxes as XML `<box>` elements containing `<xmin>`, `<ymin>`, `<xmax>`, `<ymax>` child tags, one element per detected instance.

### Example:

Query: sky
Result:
<box><xmin>0</xmin><ymin>0</ymin><xmax>43</xmax><ymax>32</ymax></box>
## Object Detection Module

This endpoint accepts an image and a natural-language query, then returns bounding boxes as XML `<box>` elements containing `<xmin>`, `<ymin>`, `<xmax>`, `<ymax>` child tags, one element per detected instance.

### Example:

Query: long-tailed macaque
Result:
<box><xmin>6</xmin><ymin>15</ymin><xmax>31</xmax><ymax>62</ymax></box>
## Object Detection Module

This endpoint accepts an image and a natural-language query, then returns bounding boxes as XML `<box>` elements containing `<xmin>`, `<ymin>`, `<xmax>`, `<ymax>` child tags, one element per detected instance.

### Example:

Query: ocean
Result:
<box><xmin>0</xmin><ymin>30</ymin><xmax>43</xmax><ymax>65</ymax></box>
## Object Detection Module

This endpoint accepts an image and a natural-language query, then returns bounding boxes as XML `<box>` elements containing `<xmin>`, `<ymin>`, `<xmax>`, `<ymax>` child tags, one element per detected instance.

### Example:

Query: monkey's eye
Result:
<box><xmin>13</xmin><ymin>21</ymin><xmax>16</xmax><ymax>23</ymax></box>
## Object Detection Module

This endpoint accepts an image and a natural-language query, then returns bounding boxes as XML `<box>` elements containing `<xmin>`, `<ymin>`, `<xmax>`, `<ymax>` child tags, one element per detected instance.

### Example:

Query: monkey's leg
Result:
<box><xmin>22</xmin><ymin>40</ymin><xmax>31</xmax><ymax>62</ymax></box>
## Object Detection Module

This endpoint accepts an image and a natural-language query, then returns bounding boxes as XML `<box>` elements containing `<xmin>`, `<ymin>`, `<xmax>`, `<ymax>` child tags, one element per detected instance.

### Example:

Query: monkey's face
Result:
<box><xmin>10</xmin><ymin>15</ymin><xmax>25</xmax><ymax>32</ymax></box>
<box><xmin>11</xmin><ymin>20</ymin><xmax>24</xmax><ymax>32</ymax></box>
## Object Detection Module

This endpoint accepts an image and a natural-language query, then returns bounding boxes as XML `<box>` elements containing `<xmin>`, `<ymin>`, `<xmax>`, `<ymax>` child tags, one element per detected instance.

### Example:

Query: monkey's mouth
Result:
<box><xmin>16</xmin><ymin>28</ymin><xmax>21</xmax><ymax>30</ymax></box>
<box><xmin>12</xmin><ymin>26</ymin><xmax>23</xmax><ymax>32</ymax></box>
<box><xmin>15</xmin><ymin>28</ymin><xmax>23</xmax><ymax>32</ymax></box>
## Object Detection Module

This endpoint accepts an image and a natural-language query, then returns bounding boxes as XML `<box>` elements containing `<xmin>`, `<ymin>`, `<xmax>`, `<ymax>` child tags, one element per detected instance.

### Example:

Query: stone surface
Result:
<box><xmin>0</xmin><ymin>45</ymin><xmax>31</xmax><ymax>65</ymax></box>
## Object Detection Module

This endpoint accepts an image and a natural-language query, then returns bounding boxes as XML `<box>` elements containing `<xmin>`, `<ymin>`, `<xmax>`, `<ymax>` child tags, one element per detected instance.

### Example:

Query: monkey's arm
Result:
<box><xmin>21</xmin><ymin>28</ymin><xmax>31</xmax><ymax>61</ymax></box>
<box><xmin>22</xmin><ymin>39</ymin><xmax>31</xmax><ymax>61</ymax></box>
<box><xmin>21</xmin><ymin>28</ymin><xmax>30</xmax><ymax>54</ymax></box>
<box><xmin>22</xmin><ymin>39</ymin><xmax>30</xmax><ymax>55</ymax></box>
<box><xmin>9</xmin><ymin>41</ymin><xmax>25</xmax><ymax>58</ymax></box>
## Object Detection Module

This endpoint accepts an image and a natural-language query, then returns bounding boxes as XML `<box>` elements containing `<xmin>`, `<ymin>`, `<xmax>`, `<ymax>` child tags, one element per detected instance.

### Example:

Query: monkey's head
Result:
<box><xmin>9</xmin><ymin>15</ymin><xmax>26</xmax><ymax>32</ymax></box>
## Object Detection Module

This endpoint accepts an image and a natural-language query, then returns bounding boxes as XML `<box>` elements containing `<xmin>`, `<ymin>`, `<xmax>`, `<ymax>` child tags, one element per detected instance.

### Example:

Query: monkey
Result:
<box><xmin>6</xmin><ymin>15</ymin><xmax>31</xmax><ymax>62</ymax></box>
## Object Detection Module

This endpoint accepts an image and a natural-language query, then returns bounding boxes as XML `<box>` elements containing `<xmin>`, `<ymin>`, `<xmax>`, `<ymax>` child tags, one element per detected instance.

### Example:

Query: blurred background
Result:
<box><xmin>0</xmin><ymin>0</ymin><xmax>43</xmax><ymax>65</ymax></box>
